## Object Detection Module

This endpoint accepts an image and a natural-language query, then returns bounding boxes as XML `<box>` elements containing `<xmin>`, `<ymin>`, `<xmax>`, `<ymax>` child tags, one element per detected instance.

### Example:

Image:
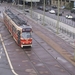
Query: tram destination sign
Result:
<box><xmin>22</xmin><ymin>28</ymin><xmax>31</xmax><ymax>32</ymax></box>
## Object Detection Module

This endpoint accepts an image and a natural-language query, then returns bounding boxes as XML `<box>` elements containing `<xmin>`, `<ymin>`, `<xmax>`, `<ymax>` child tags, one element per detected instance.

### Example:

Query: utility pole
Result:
<box><xmin>74</xmin><ymin>46</ymin><xmax>75</xmax><ymax>61</ymax></box>
<box><xmin>23</xmin><ymin>0</ymin><xmax>25</xmax><ymax>10</ymax></box>
<box><xmin>43</xmin><ymin>0</ymin><xmax>45</xmax><ymax>26</ymax></box>
<box><xmin>18</xmin><ymin>0</ymin><xmax>19</xmax><ymax>9</ymax></box>
<box><xmin>56</xmin><ymin>0</ymin><xmax>59</xmax><ymax>34</ymax></box>
<box><xmin>31</xmin><ymin>0</ymin><xmax>32</xmax><ymax>17</ymax></box>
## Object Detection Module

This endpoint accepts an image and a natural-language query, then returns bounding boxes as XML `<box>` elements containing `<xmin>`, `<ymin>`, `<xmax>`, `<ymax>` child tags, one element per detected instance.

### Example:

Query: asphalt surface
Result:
<box><xmin>0</xmin><ymin>35</ymin><xmax>14</xmax><ymax>75</ymax></box>
<box><xmin>0</xmin><ymin>2</ymin><xmax>75</xmax><ymax>75</ymax></box>
<box><xmin>0</xmin><ymin>5</ymin><xmax>15</xmax><ymax>75</ymax></box>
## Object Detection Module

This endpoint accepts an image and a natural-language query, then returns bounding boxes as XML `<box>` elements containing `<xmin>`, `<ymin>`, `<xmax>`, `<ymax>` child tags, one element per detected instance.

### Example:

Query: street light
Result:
<box><xmin>31</xmin><ymin>0</ymin><xmax>32</xmax><ymax>17</ymax></box>
<box><xmin>43</xmin><ymin>0</ymin><xmax>45</xmax><ymax>26</ymax></box>
<box><xmin>56</xmin><ymin>0</ymin><xmax>60</xmax><ymax>34</ymax></box>
<box><xmin>74</xmin><ymin>46</ymin><xmax>75</xmax><ymax>61</ymax></box>
<box><xmin>23</xmin><ymin>0</ymin><xmax>25</xmax><ymax>10</ymax></box>
<box><xmin>18</xmin><ymin>0</ymin><xmax>19</xmax><ymax>9</ymax></box>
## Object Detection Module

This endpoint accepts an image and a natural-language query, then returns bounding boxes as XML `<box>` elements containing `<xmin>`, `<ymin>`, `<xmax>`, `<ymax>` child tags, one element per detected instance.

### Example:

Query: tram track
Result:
<box><xmin>8</xmin><ymin>6</ymin><xmax>75</xmax><ymax>75</ymax></box>
<box><xmin>0</xmin><ymin>5</ymin><xmax>75</xmax><ymax>75</ymax></box>
<box><xmin>32</xmin><ymin>33</ymin><xmax>74</xmax><ymax>75</ymax></box>
<box><xmin>23</xmin><ymin>33</ymin><xmax>72</xmax><ymax>75</ymax></box>
<box><xmin>1</xmin><ymin>19</ymin><xmax>75</xmax><ymax>75</ymax></box>
<box><xmin>23</xmin><ymin>38</ymin><xmax>54</xmax><ymax>75</ymax></box>
<box><xmin>11</xmin><ymin>7</ymin><xmax>74</xmax><ymax>56</ymax></box>
<box><xmin>23</xmin><ymin>47</ymin><xmax>51</xmax><ymax>75</ymax></box>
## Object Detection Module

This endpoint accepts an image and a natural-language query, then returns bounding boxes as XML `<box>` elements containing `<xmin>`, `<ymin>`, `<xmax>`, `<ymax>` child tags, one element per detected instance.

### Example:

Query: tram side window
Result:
<box><xmin>5</xmin><ymin>16</ymin><xmax>9</xmax><ymax>24</ymax></box>
<box><xmin>9</xmin><ymin>21</ymin><xmax>12</xmax><ymax>27</ymax></box>
<box><xmin>17</xmin><ymin>30</ymin><xmax>21</xmax><ymax>38</ymax></box>
<box><xmin>6</xmin><ymin>17</ymin><xmax>9</xmax><ymax>22</ymax></box>
<box><xmin>13</xmin><ymin>26</ymin><xmax>16</xmax><ymax>33</ymax></box>
<box><xmin>4</xmin><ymin>16</ymin><xmax>8</xmax><ymax>21</ymax></box>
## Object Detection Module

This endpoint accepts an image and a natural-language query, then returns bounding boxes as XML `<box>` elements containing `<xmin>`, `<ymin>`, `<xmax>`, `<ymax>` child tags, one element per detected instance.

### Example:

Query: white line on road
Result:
<box><xmin>0</xmin><ymin>34</ymin><xmax>18</xmax><ymax>75</ymax></box>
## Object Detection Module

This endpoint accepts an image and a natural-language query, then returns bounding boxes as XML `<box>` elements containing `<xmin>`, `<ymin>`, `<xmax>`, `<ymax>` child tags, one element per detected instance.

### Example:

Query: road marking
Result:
<box><xmin>0</xmin><ymin>12</ymin><xmax>3</xmax><ymax>18</ymax></box>
<box><xmin>0</xmin><ymin>51</ymin><xmax>2</xmax><ymax>54</ymax></box>
<box><xmin>0</xmin><ymin>34</ymin><xmax>18</xmax><ymax>75</ymax></box>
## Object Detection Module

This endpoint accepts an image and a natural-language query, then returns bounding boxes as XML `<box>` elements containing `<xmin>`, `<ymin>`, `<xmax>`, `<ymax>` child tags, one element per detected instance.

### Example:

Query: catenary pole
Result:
<box><xmin>56</xmin><ymin>0</ymin><xmax>59</xmax><ymax>34</ymax></box>
<box><xmin>43</xmin><ymin>0</ymin><xmax>45</xmax><ymax>26</ymax></box>
<box><xmin>18</xmin><ymin>0</ymin><xmax>19</xmax><ymax>8</ymax></box>
<box><xmin>31</xmin><ymin>0</ymin><xmax>32</xmax><ymax>17</ymax></box>
<box><xmin>23</xmin><ymin>0</ymin><xmax>25</xmax><ymax>10</ymax></box>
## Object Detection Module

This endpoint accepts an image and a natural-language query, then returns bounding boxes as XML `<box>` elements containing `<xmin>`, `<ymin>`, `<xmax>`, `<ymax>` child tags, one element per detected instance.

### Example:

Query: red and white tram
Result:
<box><xmin>3</xmin><ymin>9</ymin><xmax>32</xmax><ymax>48</ymax></box>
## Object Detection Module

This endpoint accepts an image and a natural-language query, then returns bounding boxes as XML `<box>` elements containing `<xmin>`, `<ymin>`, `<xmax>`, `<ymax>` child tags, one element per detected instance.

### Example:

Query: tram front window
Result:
<box><xmin>22</xmin><ymin>32</ymin><xmax>31</xmax><ymax>38</ymax></box>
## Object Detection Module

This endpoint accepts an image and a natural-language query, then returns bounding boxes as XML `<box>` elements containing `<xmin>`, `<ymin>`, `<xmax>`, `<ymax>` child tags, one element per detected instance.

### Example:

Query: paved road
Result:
<box><xmin>11</xmin><ymin>6</ymin><xmax>75</xmax><ymax>75</ymax></box>
<box><xmin>0</xmin><ymin>6</ymin><xmax>16</xmax><ymax>75</ymax></box>
<box><xmin>0</xmin><ymin>2</ymin><xmax>75</xmax><ymax>75</ymax></box>
<box><xmin>23</xmin><ymin>5</ymin><xmax>75</xmax><ymax>47</ymax></box>
<box><xmin>33</xmin><ymin>7</ymin><xmax>75</xmax><ymax>27</ymax></box>
<box><xmin>0</xmin><ymin>35</ymin><xmax>14</xmax><ymax>75</ymax></box>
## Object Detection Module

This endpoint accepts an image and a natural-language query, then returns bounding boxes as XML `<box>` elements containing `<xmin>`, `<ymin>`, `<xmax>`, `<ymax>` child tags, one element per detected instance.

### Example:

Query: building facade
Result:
<box><xmin>3</xmin><ymin>0</ymin><xmax>74</xmax><ymax>8</ymax></box>
<box><xmin>39</xmin><ymin>0</ymin><xmax>75</xmax><ymax>8</ymax></box>
<box><xmin>39</xmin><ymin>0</ymin><xmax>69</xmax><ymax>6</ymax></box>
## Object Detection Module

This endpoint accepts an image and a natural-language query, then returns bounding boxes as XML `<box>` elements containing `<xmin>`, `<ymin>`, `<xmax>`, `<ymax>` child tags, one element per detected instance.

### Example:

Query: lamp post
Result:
<box><xmin>18</xmin><ymin>0</ymin><xmax>19</xmax><ymax>8</ymax></box>
<box><xmin>23</xmin><ymin>0</ymin><xmax>25</xmax><ymax>10</ymax></box>
<box><xmin>56</xmin><ymin>0</ymin><xmax>59</xmax><ymax>34</ymax></box>
<box><xmin>31</xmin><ymin>0</ymin><xmax>32</xmax><ymax>18</ymax></box>
<box><xmin>43</xmin><ymin>0</ymin><xmax>45</xmax><ymax>26</ymax></box>
<box><xmin>74</xmin><ymin>46</ymin><xmax>75</xmax><ymax>61</ymax></box>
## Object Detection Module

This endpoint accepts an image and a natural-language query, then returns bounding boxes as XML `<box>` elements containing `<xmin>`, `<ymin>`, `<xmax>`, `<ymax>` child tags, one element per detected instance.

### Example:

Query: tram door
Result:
<box><xmin>17</xmin><ymin>30</ymin><xmax>20</xmax><ymax>44</ymax></box>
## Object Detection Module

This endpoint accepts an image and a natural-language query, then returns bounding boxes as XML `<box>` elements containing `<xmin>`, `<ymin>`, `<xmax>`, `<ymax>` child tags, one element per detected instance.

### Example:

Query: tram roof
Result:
<box><xmin>5</xmin><ymin>9</ymin><xmax>30</xmax><ymax>28</ymax></box>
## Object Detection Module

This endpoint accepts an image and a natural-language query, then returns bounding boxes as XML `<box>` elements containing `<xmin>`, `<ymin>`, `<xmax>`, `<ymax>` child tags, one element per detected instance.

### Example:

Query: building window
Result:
<box><xmin>62</xmin><ymin>0</ymin><xmax>65</xmax><ymax>1</ymax></box>
<box><xmin>66</xmin><ymin>0</ymin><xmax>69</xmax><ymax>2</ymax></box>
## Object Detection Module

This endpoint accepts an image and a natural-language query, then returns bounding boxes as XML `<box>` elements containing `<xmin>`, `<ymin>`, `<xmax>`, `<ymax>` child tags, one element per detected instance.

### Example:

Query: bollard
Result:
<box><xmin>60</xmin><ymin>27</ymin><xmax>62</xmax><ymax>32</ymax></box>
<box><xmin>66</xmin><ymin>30</ymin><xmax>69</xmax><ymax>35</ymax></box>
<box><xmin>61</xmin><ymin>28</ymin><xmax>63</xmax><ymax>33</ymax></box>
<box><xmin>70</xmin><ymin>31</ymin><xmax>72</xmax><ymax>37</ymax></box>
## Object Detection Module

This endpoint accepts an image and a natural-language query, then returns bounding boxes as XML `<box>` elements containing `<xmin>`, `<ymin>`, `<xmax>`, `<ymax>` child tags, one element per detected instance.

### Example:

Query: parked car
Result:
<box><xmin>49</xmin><ymin>9</ymin><xmax>55</xmax><ymax>14</ymax></box>
<box><xmin>70</xmin><ymin>8</ymin><xmax>75</xmax><ymax>13</ymax></box>
<box><xmin>51</xmin><ymin>5</ymin><xmax>57</xmax><ymax>9</ymax></box>
<box><xmin>24</xmin><ymin>9</ymin><xmax>29</xmax><ymax>13</ymax></box>
<box><xmin>55</xmin><ymin>9</ymin><xmax>64</xmax><ymax>16</ymax></box>
<box><xmin>37</xmin><ymin>6</ymin><xmax>50</xmax><ymax>12</ymax></box>
<box><xmin>37</xmin><ymin>6</ymin><xmax>43</xmax><ymax>10</ymax></box>
<box><xmin>72</xmin><ymin>17</ymin><xmax>75</xmax><ymax>21</ymax></box>
<box><xmin>66</xmin><ymin>14</ymin><xmax>73</xmax><ymax>19</ymax></box>
<box><xmin>44</xmin><ymin>7</ymin><xmax>50</xmax><ymax>12</ymax></box>
<box><xmin>60</xmin><ymin>6</ymin><xmax>65</xmax><ymax>9</ymax></box>
<box><xmin>55</xmin><ymin>11</ymin><xmax>62</xmax><ymax>16</ymax></box>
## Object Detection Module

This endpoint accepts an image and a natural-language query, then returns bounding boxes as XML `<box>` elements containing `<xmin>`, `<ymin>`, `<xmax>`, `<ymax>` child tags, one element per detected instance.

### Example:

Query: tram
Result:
<box><xmin>3</xmin><ymin>9</ymin><xmax>32</xmax><ymax>48</ymax></box>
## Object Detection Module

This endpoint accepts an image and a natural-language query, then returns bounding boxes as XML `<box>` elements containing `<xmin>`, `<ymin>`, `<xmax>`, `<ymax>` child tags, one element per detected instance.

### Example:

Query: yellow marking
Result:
<box><xmin>34</xmin><ymin>31</ymin><xmax>75</xmax><ymax>66</ymax></box>
<box><xmin>55</xmin><ymin>64</ymin><xmax>60</xmax><ymax>68</ymax></box>
<box><xmin>60</xmin><ymin>69</ymin><xmax>65</xmax><ymax>72</ymax></box>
